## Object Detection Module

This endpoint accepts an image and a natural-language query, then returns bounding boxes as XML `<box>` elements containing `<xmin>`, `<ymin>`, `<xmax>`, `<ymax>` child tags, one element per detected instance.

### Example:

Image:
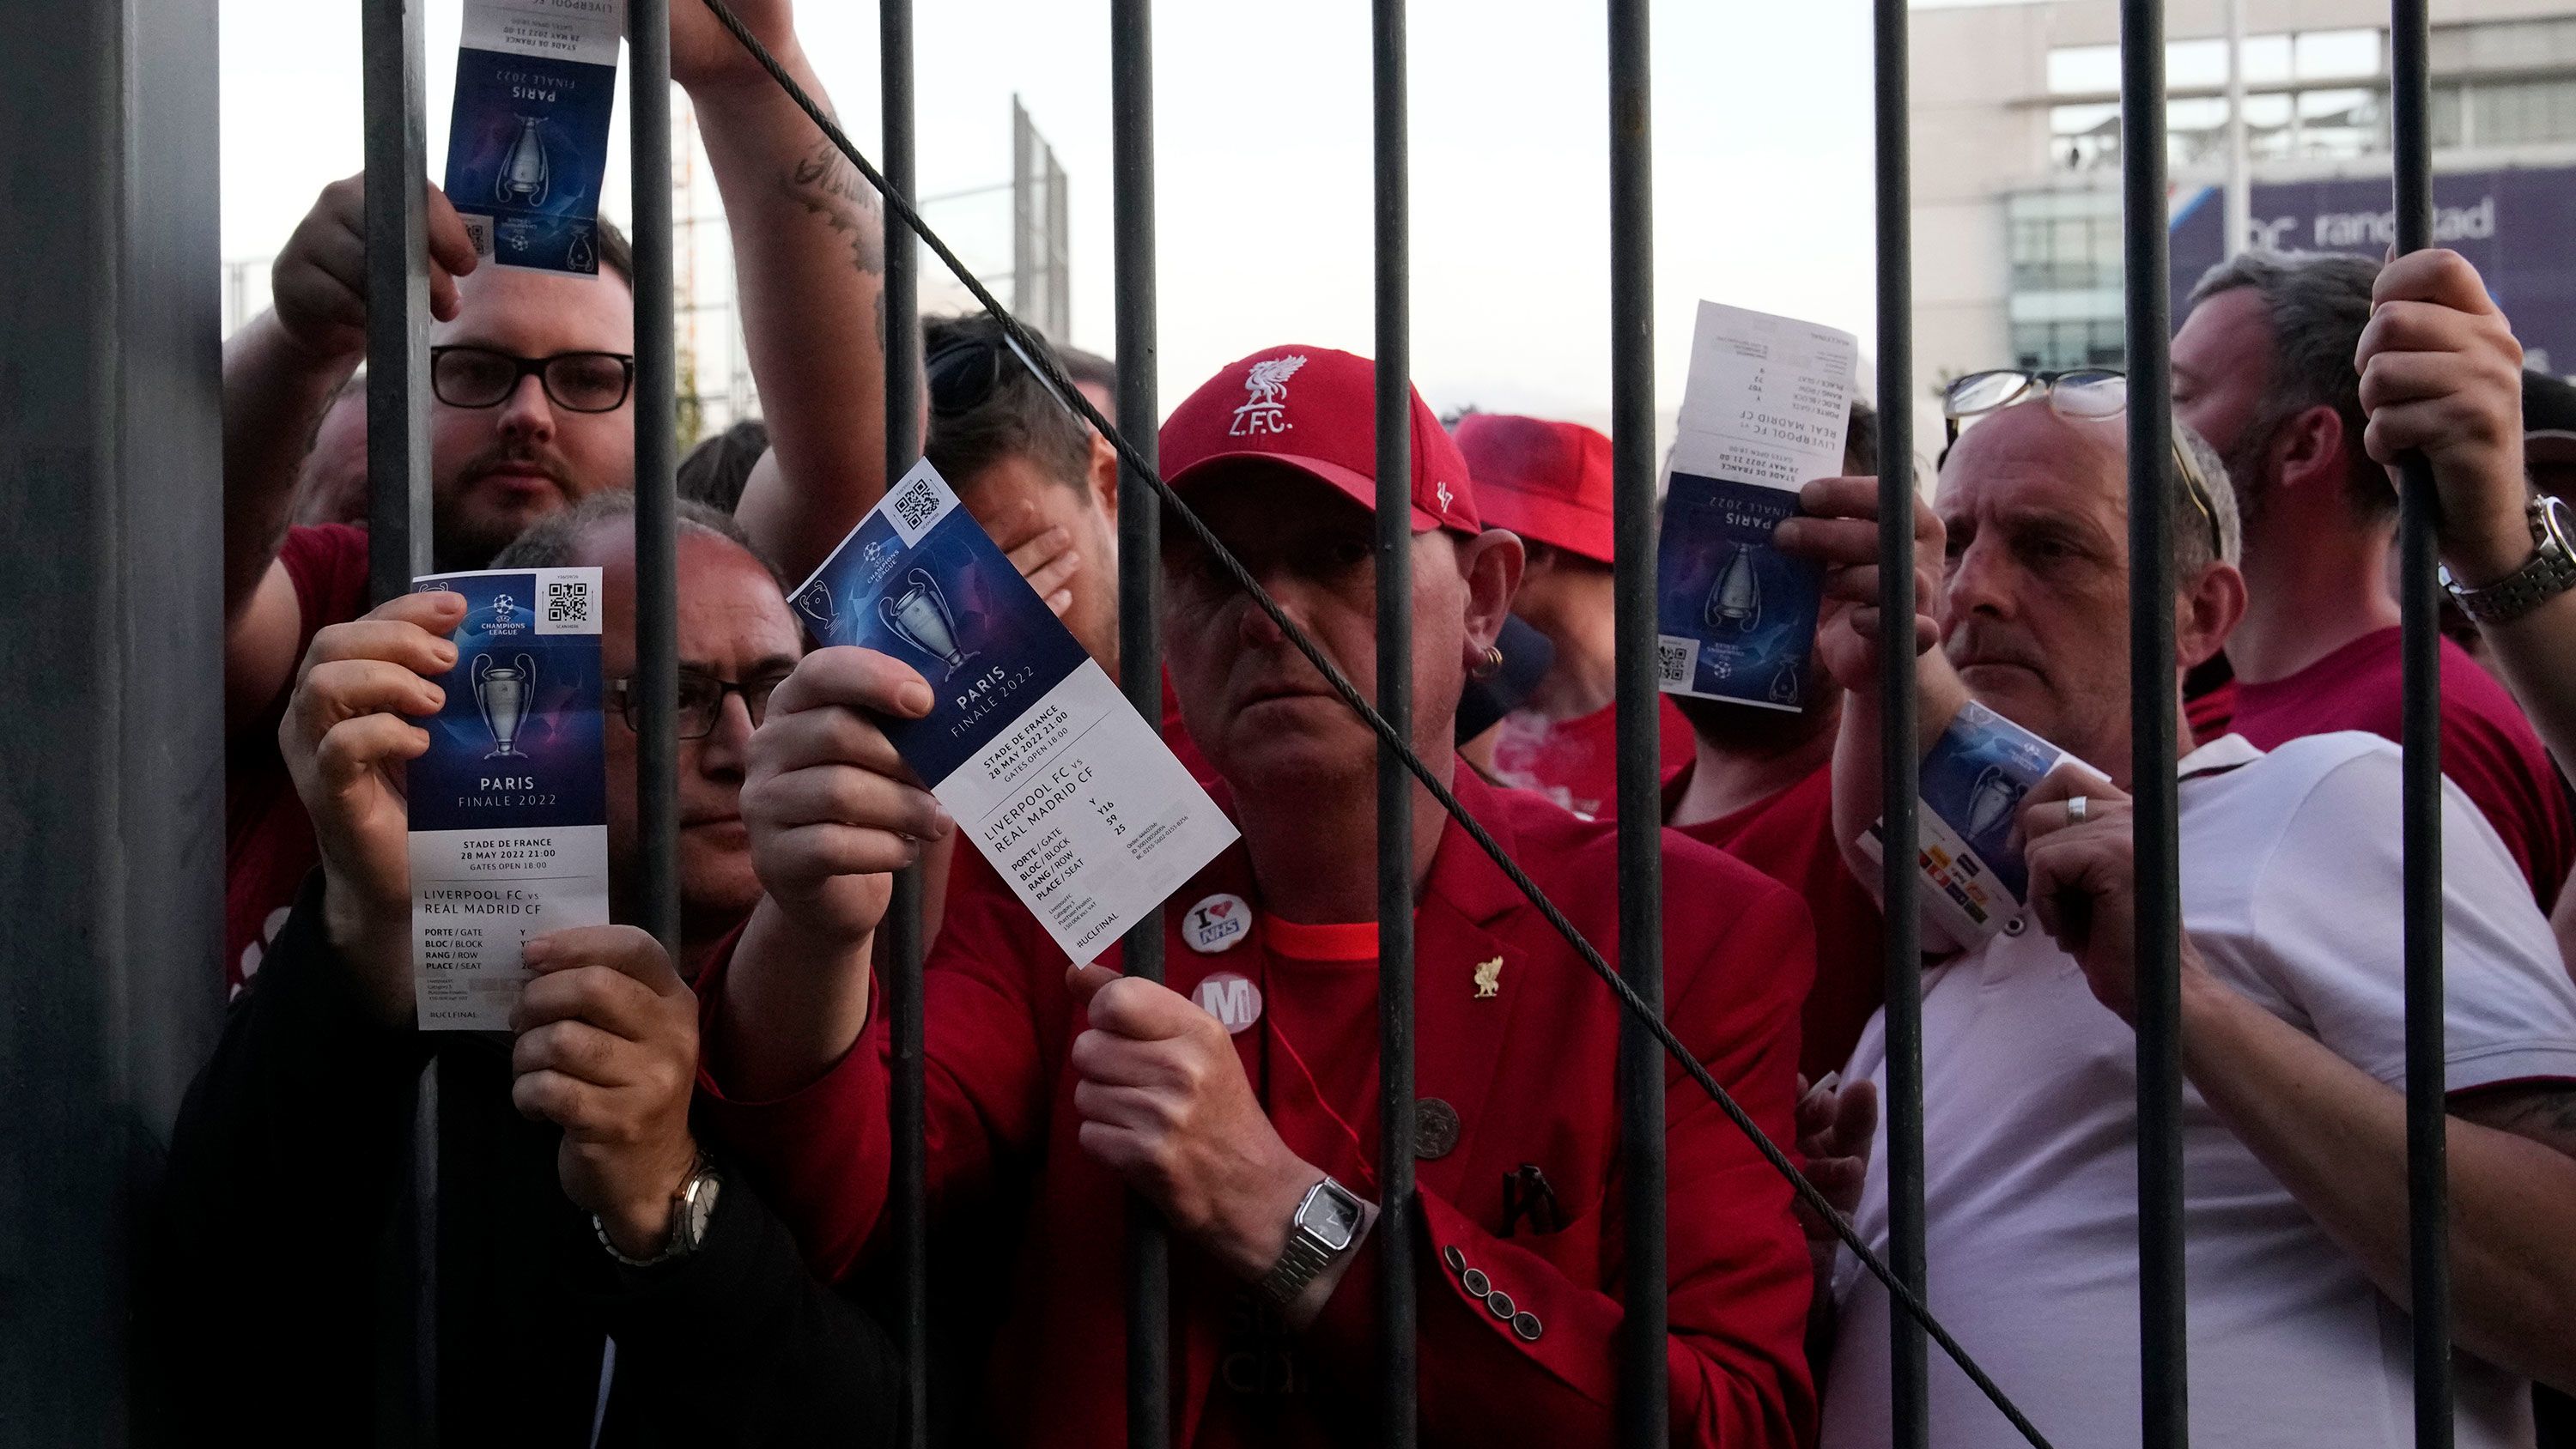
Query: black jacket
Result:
<box><xmin>152</xmin><ymin>877</ymin><xmax>899</xmax><ymax>1446</ymax></box>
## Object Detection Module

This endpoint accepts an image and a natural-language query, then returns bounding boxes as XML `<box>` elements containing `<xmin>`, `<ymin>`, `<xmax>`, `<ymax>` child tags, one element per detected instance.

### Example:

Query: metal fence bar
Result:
<box><xmin>1870</xmin><ymin>0</ymin><xmax>1929</xmax><ymax>1440</ymax></box>
<box><xmin>1110</xmin><ymin>2</ymin><xmax>1171</xmax><ymax>1444</ymax></box>
<box><xmin>2385</xmin><ymin>0</ymin><xmax>2453</xmax><ymax>1440</ymax></box>
<box><xmin>2116</xmin><ymin>0</ymin><xmax>2188</xmax><ymax>1442</ymax></box>
<box><xmin>363</xmin><ymin>0</ymin><xmax>432</xmax><ymax>602</ymax></box>
<box><xmin>360</xmin><ymin>4</ymin><xmax>439</xmax><ymax>1441</ymax></box>
<box><xmin>1605</xmin><ymin>2</ymin><xmax>1667</xmax><ymax>1443</ymax></box>
<box><xmin>879</xmin><ymin>0</ymin><xmax>933</xmax><ymax>1441</ymax></box>
<box><xmin>1371</xmin><ymin>2</ymin><xmax>1422</xmax><ymax>1445</ymax></box>
<box><xmin>631</xmin><ymin>0</ymin><xmax>682</xmax><ymax>962</ymax></box>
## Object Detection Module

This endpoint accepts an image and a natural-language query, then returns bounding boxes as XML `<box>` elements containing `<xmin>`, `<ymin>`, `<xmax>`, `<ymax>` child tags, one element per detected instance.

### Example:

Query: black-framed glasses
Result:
<box><xmin>927</xmin><ymin>332</ymin><xmax>1078</xmax><ymax>421</ymax></box>
<box><xmin>1941</xmin><ymin>367</ymin><xmax>2227</xmax><ymax>563</ymax></box>
<box><xmin>607</xmin><ymin>668</ymin><xmax>790</xmax><ymax>739</ymax></box>
<box><xmin>431</xmin><ymin>345</ymin><xmax>636</xmax><ymax>413</ymax></box>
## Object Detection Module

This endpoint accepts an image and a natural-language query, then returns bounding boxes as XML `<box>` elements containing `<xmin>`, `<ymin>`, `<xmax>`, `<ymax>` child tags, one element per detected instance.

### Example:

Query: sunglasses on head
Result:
<box><xmin>927</xmin><ymin>332</ymin><xmax>1079</xmax><ymax>422</ymax></box>
<box><xmin>1941</xmin><ymin>367</ymin><xmax>2226</xmax><ymax>564</ymax></box>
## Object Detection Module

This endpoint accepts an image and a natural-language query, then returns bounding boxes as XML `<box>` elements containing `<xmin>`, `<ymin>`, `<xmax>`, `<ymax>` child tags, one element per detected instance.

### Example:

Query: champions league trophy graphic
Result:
<box><xmin>878</xmin><ymin>568</ymin><xmax>978</xmax><ymax>681</ymax></box>
<box><xmin>1965</xmin><ymin>764</ymin><xmax>2027</xmax><ymax>841</ymax></box>
<box><xmin>795</xmin><ymin>582</ymin><xmax>839</xmax><ymax>638</ymax></box>
<box><xmin>1769</xmin><ymin>662</ymin><xmax>1801</xmax><ymax>706</ymax></box>
<box><xmin>567</xmin><ymin>231</ymin><xmax>596</xmax><ymax>271</ymax></box>
<box><xmin>1704</xmin><ymin>545</ymin><xmax>1762</xmax><ymax>633</ymax></box>
<box><xmin>473</xmin><ymin>652</ymin><xmax>538</xmax><ymax>759</ymax></box>
<box><xmin>499</xmin><ymin>116</ymin><xmax>551</xmax><ymax>206</ymax></box>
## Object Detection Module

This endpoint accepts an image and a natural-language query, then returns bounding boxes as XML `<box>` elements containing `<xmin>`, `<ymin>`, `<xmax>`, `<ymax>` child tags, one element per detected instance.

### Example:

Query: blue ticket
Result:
<box><xmin>1860</xmin><ymin>700</ymin><xmax>2080</xmax><ymax>945</ymax></box>
<box><xmin>444</xmin><ymin>0</ymin><xmax>623</xmax><ymax>276</ymax></box>
<box><xmin>1655</xmin><ymin>301</ymin><xmax>1857</xmax><ymax>712</ymax></box>
<box><xmin>408</xmin><ymin>567</ymin><xmax>611</xmax><ymax>1028</ymax></box>
<box><xmin>792</xmin><ymin>461</ymin><xmax>1237</xmax><ymax>963</ymax></box>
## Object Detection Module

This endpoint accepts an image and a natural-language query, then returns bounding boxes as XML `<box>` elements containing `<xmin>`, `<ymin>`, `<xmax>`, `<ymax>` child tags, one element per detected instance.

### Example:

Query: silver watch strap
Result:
<box><xmin>2448</xmin><ymin>499</ymin><xmax>2576</xmax><ymax>625</ymax></box>
<box><xmin>1257</xmin><ymin>1227</ymin><xmax>1336</xmax><ymax>1306</ymax></box>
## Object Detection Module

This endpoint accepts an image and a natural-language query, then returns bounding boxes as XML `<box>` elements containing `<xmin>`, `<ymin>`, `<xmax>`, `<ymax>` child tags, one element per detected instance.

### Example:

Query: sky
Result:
<box><xmin>218</xmin><ymin>0</ymin><xmax>1987</xmax><ymax>430</ymax></box>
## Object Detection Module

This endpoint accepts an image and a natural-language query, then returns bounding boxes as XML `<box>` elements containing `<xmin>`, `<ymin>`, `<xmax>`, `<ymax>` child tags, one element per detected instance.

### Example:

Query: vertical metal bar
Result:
<box><xmin>880</xmin><ymin>0</ymin><xmax>931</xmax><ymax>1441</ymax></box>
<box><xmin>1372</xmin><ymin>1</ymin><xmax>1421</xmax><ymax>1445</ymax></box>
<box><xmin>361</xmin><ymin>4</ymin><xmax>439</xmax><ymax>1441</ymax></box>
<box><xmin>1012</xmin><ymin>95</ymin><xmax>1034</xmax><ymax>330</ymax></box>
<box><xmin>2117</xmin><ymin>0</ymin><xmax>2188</xmax><ymax>1442</ymax></box>
<box><xmin>2387</xmin><ymin>0</ymin><xmax>2453</xmax><ymax>1440</ymax></box>
<box><xmin>1109</xmin><ymin>5</ymin><xmax>1170</xmax><ymax>1445</ymax></box>
<box><xmin>1606</xmin><ymin>2</ymin><xmax>1666</xmax><ymax>1444</ymax></box>
<box><xmin>363</xmin><ymin>0</ymin><xmax>431</xmax><ymax>599</ymax></box>
<box><xmin>630</xmin><ymin>0</ymin><xmax>682</xmax><ymax>958</ymax></box>
<box><xmin>1869</xmin><ymin>0</ymin><xmax>1929</xmax><ymax>1435</ymax></box>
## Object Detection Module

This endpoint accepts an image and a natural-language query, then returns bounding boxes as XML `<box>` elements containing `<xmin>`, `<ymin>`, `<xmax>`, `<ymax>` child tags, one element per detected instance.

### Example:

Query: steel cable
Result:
<box><xmin>692</xmin><ymin>3</ymin><xmax>2053</xmax><ymax>1440</ymax></box>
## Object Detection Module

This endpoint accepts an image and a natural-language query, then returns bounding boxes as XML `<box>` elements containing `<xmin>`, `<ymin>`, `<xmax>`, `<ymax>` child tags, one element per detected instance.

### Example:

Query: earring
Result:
<box><xmin>1470</xmin><ymin>645</ymin><xmax>1504</xmax><ymax>681</ymax></box>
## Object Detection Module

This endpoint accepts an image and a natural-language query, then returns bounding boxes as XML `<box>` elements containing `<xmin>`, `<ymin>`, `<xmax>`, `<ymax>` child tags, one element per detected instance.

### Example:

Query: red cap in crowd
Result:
<box><xmin>1450</xmin><ymin>413</ymin><xmax>1613</xmax><ymax>563</ymax></box>
<box><xmin>1159</xmin><ymin>345</ymin><xmax>1482</xmax><ymax>536</ymax></box>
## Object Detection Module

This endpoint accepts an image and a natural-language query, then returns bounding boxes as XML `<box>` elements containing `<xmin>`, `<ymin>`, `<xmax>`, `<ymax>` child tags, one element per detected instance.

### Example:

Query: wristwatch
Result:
<box><xmin>594</xmin><ymin>1154</ymin><xmax>722</xmax><ymax>1269</ymax></box>
<box><xmin>1258</xmin><ymin>1178</ymin><xmax>1364</xmax><ymax>1307</ymax></box>
<box><xmin>2444</xmin><ymin>494</ymin><xmax>2576</xmax><ymax>626</ymax></box>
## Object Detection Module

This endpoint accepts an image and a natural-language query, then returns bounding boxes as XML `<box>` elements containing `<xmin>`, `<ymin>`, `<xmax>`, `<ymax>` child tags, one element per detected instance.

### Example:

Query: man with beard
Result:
<box><xmin>1790</xmin><ymin>391</ymin><xmax>2576</xmax><ymax>1447</ymax></box>
<box><xmin>220</xmin><ymin>0</ymin><xmax>889</xmax><ymax>991</ymax></box>
<box><xmin>2170</xmin><ymin>248</ymin><xmax>2573</xmax><ymax>907</ymax></box>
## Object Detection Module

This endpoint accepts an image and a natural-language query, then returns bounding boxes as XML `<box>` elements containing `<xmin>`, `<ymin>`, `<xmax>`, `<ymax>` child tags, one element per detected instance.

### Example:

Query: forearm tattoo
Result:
<box><xmin>782</xmin><ymin>136</ymin><xmax>884</xmax><ymax>277</ymax></box>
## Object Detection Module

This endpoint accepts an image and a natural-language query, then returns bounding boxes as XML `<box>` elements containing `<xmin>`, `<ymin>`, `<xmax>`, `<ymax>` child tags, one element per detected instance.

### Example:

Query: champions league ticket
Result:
<box><xmin>1859</xmin><ymin>700</ymin><xmax>2083</xmax><ymax>946</ymax></box>
<box><xmin>444</xmin><ymin>0</ymin><xmax>623</xmax><ymax>276</ymax></box>
<box><xmin>408</xmin><ymin>567</ymin><xmax>611</xmax><ymax>1029</ymax></box>
<box><xmin>1655</xmin><ymin>301</ymin><xmax>1857</xmax><ymax>712</ymax></box>
<box><xmin>793</xmin><ymin>461</ymin><xmax>1238</xmax><ymax>964</ymax></box>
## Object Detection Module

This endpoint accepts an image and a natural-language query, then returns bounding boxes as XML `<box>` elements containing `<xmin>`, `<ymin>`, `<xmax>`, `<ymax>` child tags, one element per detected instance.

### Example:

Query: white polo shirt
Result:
<box><xmin>1821</xmin><ymin>732</ymin><xmax>2576</xmax><ymax>1449</ymax></box>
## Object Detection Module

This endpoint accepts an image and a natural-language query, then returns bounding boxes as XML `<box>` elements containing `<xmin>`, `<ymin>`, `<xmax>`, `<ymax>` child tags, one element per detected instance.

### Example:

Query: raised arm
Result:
<box><xmin>668</xmin><ymin>0</ymin><xmax>891</xmax><ymax>583</ymax></box>
<box><xmin>1773</xmin><ymin>475</ymin><xmax>1958</xmax><ymax>892</ymax></box>
<box><xmin>222</xmin><ymin>178</ymin><xmax>477</xmax><ymax>731</ymax></box>
<box><xmin>2359</xmin><ymin>248</ymin><xmax>2576</xmax><ymax>775</ymax></box>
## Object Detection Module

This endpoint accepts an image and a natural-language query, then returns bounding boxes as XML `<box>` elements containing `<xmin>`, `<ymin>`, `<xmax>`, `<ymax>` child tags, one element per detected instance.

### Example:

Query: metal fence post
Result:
<box><xmin>631</xmin><ymin>2</ymin><xmax>683</xmax><ymax>961</ymax></box>
<box><xmin>1606</xmin><ymin>3</ymin><xmax>1667</xmax><ymax>1445</ymax></box>
<box><xmin>1870</xmin><ymin>0</ymin><xmax>1929</xmax><ymax>1440</ymax></box>
<box><xmin>878</xmin><ymin>0</ymin><xmax>932</xmax><ymax>1441</ymax></box>
<box><xmin>2117</xmin><ymin>0</ymin><xmax>2189</xmax><ymax>1441</ymax></box>
<box><xmin>1110</xmin><ymin>5</ymin><xmax>1172</xmax><ymax>1446</ymax></box>
<box><xmin>2385</xmin><ymin>0</ymin><xmax>2453</xmax><ymax>1440</ymax></box>
<box><xmin>1372</xmin><ymin>3</ymin><xmax>1422</xmax><ymax>1445</ymax></box>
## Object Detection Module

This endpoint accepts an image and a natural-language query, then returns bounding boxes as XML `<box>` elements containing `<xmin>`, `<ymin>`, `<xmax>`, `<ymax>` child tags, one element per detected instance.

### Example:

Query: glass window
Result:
<box><xmin>2296</xmin><ymin>88</ymin><xmax>2382</xmax><ymax>159</ymax></box>
<box><xmin>2295</xmin><ymin>28</ymin><xmax>2381</xmax><ymax>80</ymax></box>
<box><xmin>2048</xmin><ymin>44</ymin><xmax>2121</xmax><ymax>94</ymax></box>
<box><xmin>2466</xmin><ymin>78</ymin><xmax>2576</xmax><ymax>147</ymax></box>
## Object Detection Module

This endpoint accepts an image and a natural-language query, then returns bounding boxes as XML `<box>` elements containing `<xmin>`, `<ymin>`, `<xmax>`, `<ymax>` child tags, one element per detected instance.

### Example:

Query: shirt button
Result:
<box><xmin>1461</xmin><ymin>1269</ymin><xmax>1491</xmax><ymax>1300</ymax></box>
<box><xmin>1512</xmin><ymin>1311</ymin><xmax>1543</xmax><ymax>1342</ymax></box>
<box><xmin>1486</xmin><ymin>1289</ymin><xmax>1516</xmax><ymax>1319</ymax></box>
<box><xmin>1443</xmin><ymin>1245</ymin><xmax>1466</xmax><ymax>1275</ymax></box>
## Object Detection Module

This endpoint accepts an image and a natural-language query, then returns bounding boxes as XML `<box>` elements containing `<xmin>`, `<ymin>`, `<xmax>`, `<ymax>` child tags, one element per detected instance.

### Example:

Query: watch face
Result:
<box><xmin>1303</xmin><ymin>1183</ymin><xmax>1360</xmax><ymax>1251</ymax></box>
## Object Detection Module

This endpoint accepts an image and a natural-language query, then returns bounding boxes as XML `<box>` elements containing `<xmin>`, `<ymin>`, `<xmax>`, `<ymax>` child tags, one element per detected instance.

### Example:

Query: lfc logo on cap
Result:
<box><xmin>1183</xmin><ymin>893</ymin><xmax>1251</xmax><ymax>953</ymax></box>
<box><xmin>1229</xmin><ymin>355</ymin><xmax>1307</xmax><ymax>437</ymax></box>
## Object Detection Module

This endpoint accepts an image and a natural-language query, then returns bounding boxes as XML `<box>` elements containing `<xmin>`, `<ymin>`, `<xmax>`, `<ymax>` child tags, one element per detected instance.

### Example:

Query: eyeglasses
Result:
<box><xmin>606</xmin><ymin>668</ymin><xmax>790</xmax><ymax>739</ymax></box>
<box><xmin>927</xmin><ymin>332</ymin><xmax>1078</xmax><ymax>421</ymax></box>
<box><xmin>430</xmin><ymin>345</ymin><xmax>636</xmax><ymax>413</ymax></box>
<box><xmin>1941</xmin><ymin>367</ymin><xmax>2227</xmax><ymax>564</ymax></box>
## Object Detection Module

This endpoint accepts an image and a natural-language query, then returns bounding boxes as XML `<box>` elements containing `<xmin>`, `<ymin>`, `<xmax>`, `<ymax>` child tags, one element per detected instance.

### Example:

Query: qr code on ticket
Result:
<box><xmin>885</xmin><ymin>470</ymin><xmax>954</xmax><ymax>545</ymax></box>
<box><xmin>1655</xmin><ymin>636</ymin><xmax>1696</xmax><ymax>689</ymax></box>
<box><xmin>461</xmin><ymin>214</ymin><xmax>494</xmax><ymax>259</ymax></box>
<box><xmin>545</xmin><ymin>574</ymin><xmax>595</xmax><ymax>628</ymax></box>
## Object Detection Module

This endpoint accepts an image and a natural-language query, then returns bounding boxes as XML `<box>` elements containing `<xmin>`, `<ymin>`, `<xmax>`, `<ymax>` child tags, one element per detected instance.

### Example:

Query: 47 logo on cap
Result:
<box><xmin>1184</xmin><ymin>892</ymin><xmax>1250</xmax><ymax>953</ymax></box>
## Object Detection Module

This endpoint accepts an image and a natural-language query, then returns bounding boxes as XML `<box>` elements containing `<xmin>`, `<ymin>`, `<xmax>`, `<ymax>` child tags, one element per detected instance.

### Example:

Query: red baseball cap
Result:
<box><xmin>1159</xmin><ymin>345</ymin><xmax>1482</xmax><ymax>536</ymax></box>
<box><xmin>1451</xmin><ymin>414</ymin><xmax>1613</xmax><ymax>562</ymax></box>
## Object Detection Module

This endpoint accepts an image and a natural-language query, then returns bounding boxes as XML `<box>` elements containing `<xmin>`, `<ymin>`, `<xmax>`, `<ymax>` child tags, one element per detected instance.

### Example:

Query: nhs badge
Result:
<box><xmin>1183</xmin><ymin>893</ymin><xmax>1251</xmax><ymax>954</ymax></box>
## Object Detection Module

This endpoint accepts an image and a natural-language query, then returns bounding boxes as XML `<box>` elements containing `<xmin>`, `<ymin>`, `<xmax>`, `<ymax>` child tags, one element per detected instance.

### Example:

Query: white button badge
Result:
<box><xmin>1182</xmin><ymin>892</ymin><xmax>1251</xmax><ymax>954</ymax></box>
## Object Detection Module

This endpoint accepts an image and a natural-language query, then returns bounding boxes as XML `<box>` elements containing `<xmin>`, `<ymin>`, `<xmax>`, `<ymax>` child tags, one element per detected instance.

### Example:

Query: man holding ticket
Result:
<box><xmin>1783</xmin><ymin>392</ymin><xmax>2576</xmax><ymax>1446</ymax></box>
<box><xmin>221</xmin><ymin>0</ymin><xmax>894</xmax><ymax>994</ymax></box>
<box><xmin>700</xmin><ymin>346</ymin><xmax>1821</xmax><ymax>1447</ymax></box>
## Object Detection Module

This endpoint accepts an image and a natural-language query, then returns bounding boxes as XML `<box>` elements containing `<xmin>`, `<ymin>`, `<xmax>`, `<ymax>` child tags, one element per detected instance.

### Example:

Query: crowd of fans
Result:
<box><xmin>151</xmin><ymin>2</ymin><xmax>2576</xmax><ymax>1444</ymax></box>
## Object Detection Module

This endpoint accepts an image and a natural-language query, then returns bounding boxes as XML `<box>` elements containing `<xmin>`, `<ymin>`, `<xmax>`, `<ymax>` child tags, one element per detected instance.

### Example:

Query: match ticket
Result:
<box><xmin>407</xmin><ymin>567</ymin><xmax>611</xmax><ymax>1029</ymax></box>
<box><xmin>444</xmin><ymin>0</ymin><xmax>623</xmax><ymax>275</ymax></box>
<box><xmin>1858</xmin><ymin>700</ymin><xmax>2078</xmax><ymax>945</ymax></box>
<box><xmin>792</xmin><ymin>461</ymin><xmax>1238</xmax><ymax>964</ymax></box>
<box><xmin>1655</xmin><ymin>300</ymin><xmax>1857</xmax><ymax>712</ymax></box>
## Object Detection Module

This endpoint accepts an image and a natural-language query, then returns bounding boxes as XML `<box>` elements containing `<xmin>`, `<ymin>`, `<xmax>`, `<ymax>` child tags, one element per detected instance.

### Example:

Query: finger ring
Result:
<box><xmin>2068</xmin><ymin>795</ymin><xmax>2089</xmax><ymax>825</ymax></box>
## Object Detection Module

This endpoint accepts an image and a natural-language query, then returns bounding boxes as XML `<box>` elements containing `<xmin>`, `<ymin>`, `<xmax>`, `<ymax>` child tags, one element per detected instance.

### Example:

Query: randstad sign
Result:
<box><xmin>2170</xmin><ymin>166</ymin><xmax>2576</xmax><ymax>374</ymax></box>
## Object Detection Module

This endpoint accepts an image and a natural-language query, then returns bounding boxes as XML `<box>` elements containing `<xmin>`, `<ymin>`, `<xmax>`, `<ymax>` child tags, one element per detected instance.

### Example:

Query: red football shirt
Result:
<box><xmin>2230</xmin><ymin>627</ymin><xmax>2576</xmax><ymax>906</ymax></box>
<box><xmin>1666</xmin><ymin>761</ymin><xmax>1885</xmax><ymax>1081</ymax></box>
<box><xmin>225</xmin><ymin>524</ymin><xmax>373</xmax><ymax>991</ymax></box>
<box><xmin>1486</xmin><ymin>695</ymin><xmax>1694</xmax><ymax>820</ymax></box>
